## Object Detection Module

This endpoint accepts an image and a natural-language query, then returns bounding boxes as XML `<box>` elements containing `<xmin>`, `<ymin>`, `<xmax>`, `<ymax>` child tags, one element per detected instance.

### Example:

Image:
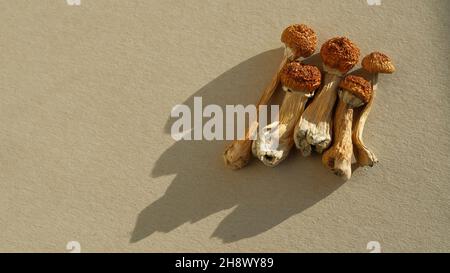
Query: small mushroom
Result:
<box><xmin>295</xmin><ymin>37</ymin><xmax>360</xmax><ymax>156</ymax></box>
<box><xmin>252</xmin><ymin>62</ymin><xmax>321</xmax><ymax>167</ymax></box>
<box><xmin>224</xmin><ymin>24</ymin><xmax>317</xmax><ymax>170</ymax></box>
<box><xmin>353</xmin><ymin>52</ymin><xmax>395</xmax><ymax>167</ymax></box>
<box><xmin>322</xmin><ymin>75</ymin><xmax>373</xmax><ymax>180</ymax></box>
<box><xmin>362</xmin><ymin>52</ymin><xmax>395</xmax><ymax>87</ymax></box>
<box><xmin>281</xmin><ymin>24</ymin><xmax>318</xmax><ymax>61</ymax></box>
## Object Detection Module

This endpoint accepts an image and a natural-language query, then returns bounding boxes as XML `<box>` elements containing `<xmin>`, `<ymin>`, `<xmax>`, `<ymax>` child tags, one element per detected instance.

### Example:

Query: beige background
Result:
<box><xmin>0</xmin><ymin>0</ymin><xmax>449</xmax><ymax>253</ymax></box>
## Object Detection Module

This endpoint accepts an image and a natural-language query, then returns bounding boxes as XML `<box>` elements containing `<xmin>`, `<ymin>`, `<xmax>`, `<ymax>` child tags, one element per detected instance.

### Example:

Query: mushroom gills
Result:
<box><xmin>282</xmin><ymin>86</ymin><xmax>315</xmax><ymax>98</ymax></box>
<box><xmin>339</xmin><ymin>89</ymin><xmax>364</xmax><ymax>108</ymax></box>
<box><xmin>284</xmin><ymin>45</ymin><xmax>296</xmax><ymax>60</ymax></box>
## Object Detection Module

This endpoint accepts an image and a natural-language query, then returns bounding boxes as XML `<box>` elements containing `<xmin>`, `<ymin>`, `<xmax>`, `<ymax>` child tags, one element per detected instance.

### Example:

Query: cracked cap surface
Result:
<box><xmin>362</xmin><ymin>52</ymin><xmax>396</xmax><ymax>74</ymax></box>
<box><xmin>281</xmin><ymin>24</ymin><xmax>317</xmax><ymax>59</ymax></box>
<box><xmin>320</xmin><ymin>37</ymin><xmax>360</xmax><ymax>73</ymax></box>
<box><xmin>280</xmin><ymin>61</ymin><xmax>321</xmax><ymax>93</ymax></box>
<box><xmin>339</xmin><ymin>75</ymin><xmax>372</xmax><ymax>104</ymax></box>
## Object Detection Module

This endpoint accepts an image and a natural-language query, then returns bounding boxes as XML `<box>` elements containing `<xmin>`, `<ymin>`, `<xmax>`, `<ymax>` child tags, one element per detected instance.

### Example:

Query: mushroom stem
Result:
<box><xmin>294</xmin><ymin>72</ymin><xmax>341</xmax><ymax>156</ymax></box>
<box><xmin>223</xmin><ymin>55</ymin><xmax>288</xmax><ymax>170</ymax></box>
<box><xmin>252</xmin><ymin>91</ymin><xmax>309</xmax><ymax>167</ymax></box>
<box><xmin>256</xmin><ymin>56</ymin><xmax>289</xmax><ymax>108</ymax></box>
<box><xmin>372</xmin><ymin>73</ymin><xmax>379</xmax><ymax>90</ymax></box>
<box><xmin>352</xmin><ymin>73</ymin><xmax>378</xmax><ymax>167</ymax></box>
<box><xmin>322</xmin><ymin>98</ymin><xmax>353</xmax><ymax>180</ymax></box>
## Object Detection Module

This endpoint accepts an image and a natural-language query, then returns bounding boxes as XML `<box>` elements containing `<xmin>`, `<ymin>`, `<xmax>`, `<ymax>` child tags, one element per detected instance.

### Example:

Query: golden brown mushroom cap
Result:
<box><xmin>339</xmin><ymin>75</ymin><xmax>372</xmax><ymax>104</ymax></box>
<box><xmin>280</xmin><ymin>61</ymin><xmax>322</xmax><ymax>94</ymax></box>
<box><xmin>320</xmin><ymin>37</ymin><xmax>360</xmax><ymax>74</ymax></box>
<box><xmin>281</xmin><ymin>24</ymin><xmax>317</xmax><ymax>59</ymax></box>
<box><xmin>362</xmin><ymin>52</ymin><xmax>395</xmax><ymax>74</ymax></box>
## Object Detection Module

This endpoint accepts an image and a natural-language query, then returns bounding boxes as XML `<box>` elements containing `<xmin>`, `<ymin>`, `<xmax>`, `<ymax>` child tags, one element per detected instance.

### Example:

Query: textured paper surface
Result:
<box><xmin>0</xmin><ymin>0</ymin><xmax>449</xmax><ymax>252</ymax></box>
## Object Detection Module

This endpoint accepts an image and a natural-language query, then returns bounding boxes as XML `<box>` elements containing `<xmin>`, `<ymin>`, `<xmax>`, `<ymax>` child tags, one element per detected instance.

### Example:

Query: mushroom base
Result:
<box><xmin>252</xmin><ymin>92</ymin><xmax>308</xmax><ymax>167</ymax></box>
<box><xmin>224</xmin><ymin>139</ymin><xmax>253</xmax><ymax>170</ymax></box>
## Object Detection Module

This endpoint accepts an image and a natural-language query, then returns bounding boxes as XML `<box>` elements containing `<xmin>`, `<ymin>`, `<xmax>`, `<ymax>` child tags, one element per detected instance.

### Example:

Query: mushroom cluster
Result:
<box><xmin>223</xmin><ymin>24</ymin><xmax>395</xmax><ymax>180</ymax></box>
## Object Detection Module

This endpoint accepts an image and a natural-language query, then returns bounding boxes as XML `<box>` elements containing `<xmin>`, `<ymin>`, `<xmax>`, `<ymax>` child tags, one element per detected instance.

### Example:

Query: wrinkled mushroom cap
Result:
<box><xmin>339</xmin><ymin>75</ymin><xmax>372</xmax><ymax>104</ymax></box>
<box><xmin>280</xmin><ymin>61</ymin><xmax>321</xmax><ymax>94</ymax></box>
<box><xmin>362</xmin><ymin>52</ymin><xmax>395</xmax><ymax>74</ymax></box>
<box><xmin>281</xmin><ymin>24</ymin><xmax>317</xmax><ymax>59</ymax></box>
<box><xmin>320</xmin><ymin>37</ymin><xmax>360</xmax><ymax>74</ymax></box>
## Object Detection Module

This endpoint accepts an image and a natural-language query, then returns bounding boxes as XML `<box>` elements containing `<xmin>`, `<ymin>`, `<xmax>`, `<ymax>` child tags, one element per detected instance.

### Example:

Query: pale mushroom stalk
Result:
<box><xmin>353</xmin><ymin>52</ymin><xmax>395</xmax><ymax>167</ymax></box>
<box><xmin>252</xmin><ymin>61</ymin><xmax>321</xmax><ymax>167</ymax></box>
<box><xmin>294</xmin><ymin>67</ymin><xmax>342</xmax><ymax>156</ymax></box>
<box><xmin>224</xmin><ymin>24</ymin><xmax>318</xmax><ymax>170</ymax></box>
<box><xmin>294</xmin><ymin>37</ymin><xmax>361</xmax><ymax>156</ymax></box>
<box><xmin>252</xmin><ymin>89</ymin><xmax>312</xmax><ymax>167</ymax></box>
<box><xmin>323</xmin><ymin>75</ymin><xmax>372</xmax><ymax>180</ymax></box>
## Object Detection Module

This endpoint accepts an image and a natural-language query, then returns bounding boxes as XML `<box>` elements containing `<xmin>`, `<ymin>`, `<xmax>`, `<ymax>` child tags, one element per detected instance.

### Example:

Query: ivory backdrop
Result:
<box><xmin>0</xmin><ymin>0</ymin><xmax>449</xmax><ymax>252</ymax></box>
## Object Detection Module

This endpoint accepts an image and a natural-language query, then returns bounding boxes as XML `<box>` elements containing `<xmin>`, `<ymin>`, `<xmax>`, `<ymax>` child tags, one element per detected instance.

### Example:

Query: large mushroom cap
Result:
<box><xmin>281</xmin><ymin>24</ymin><xmax>317</xmax><ymax>59</ymax></box>
<box><xmin>280</xmin><ymin>61</ymin><xmax>321</xmax><ymax>94</ymax></box>
<box><xmin>339</xmin><ymin>75</ymin><xmax>372</xmax><ymax>104</ymax></box>
<box><xmin>320</xmin><ymin>37</ymin><xmax>360</xmax><ymax>74</ymax></box>
<box><xmin>362</xmin><ymin>52</ymin><xmax>395</xmax><ymax>74</ymax></box>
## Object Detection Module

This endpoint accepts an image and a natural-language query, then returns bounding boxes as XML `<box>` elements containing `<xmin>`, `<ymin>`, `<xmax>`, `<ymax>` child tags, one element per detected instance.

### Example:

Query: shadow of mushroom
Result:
<box><xmin>130</xmin><ymin>48</ymin><xmax>345</xmax><ymax>244</ymax></box>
